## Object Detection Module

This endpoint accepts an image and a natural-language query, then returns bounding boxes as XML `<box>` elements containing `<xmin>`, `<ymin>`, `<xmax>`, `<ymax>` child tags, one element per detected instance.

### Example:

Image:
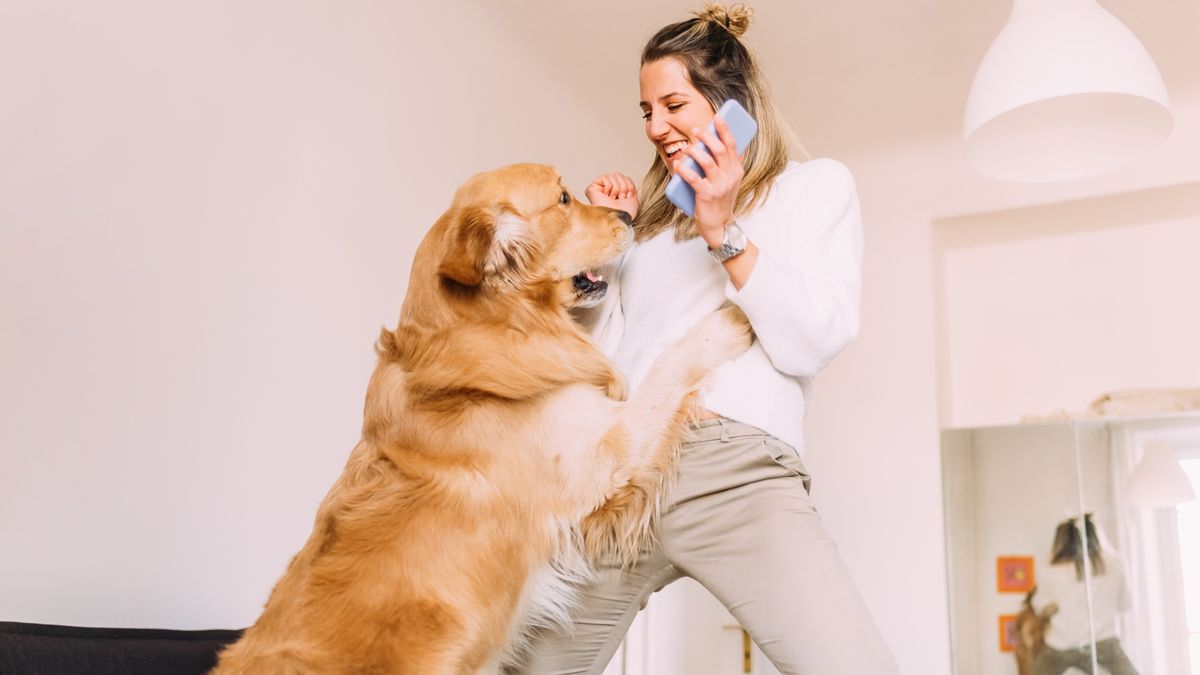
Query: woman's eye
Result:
<box><xmin>642</xmin><ymin>103</ymin><xmax>683</xmax><ymax>120</ymax></box>
<box><xmin>559</xmin><ymin>190</ymin><xmax>570</xmax><ymax>205</ymax></box>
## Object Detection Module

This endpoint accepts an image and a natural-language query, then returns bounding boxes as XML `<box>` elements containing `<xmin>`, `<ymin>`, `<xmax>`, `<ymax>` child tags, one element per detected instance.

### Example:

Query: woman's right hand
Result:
<box><xmin>585</xmin><ymin>173</ymin><xmax>639</xmax><ymax>220</ymax></box>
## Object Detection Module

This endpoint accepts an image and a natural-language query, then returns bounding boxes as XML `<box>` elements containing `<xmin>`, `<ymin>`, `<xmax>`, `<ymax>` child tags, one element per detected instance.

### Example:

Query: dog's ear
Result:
<box><xmin>438</xmin><ymin>206</ymin><xmax>495</xmax><ymax>287</ymax></box>
<box><xmin>438</xmin><ymin>205</ymin><xmax>533</xmax><ymax>287</ymax></box>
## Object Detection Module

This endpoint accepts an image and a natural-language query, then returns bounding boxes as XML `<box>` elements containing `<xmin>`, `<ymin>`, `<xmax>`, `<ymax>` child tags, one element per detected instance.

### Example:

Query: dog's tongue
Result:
<box><xmin>585</xmin><ymin>270</ymin><xmax>600</xmax><ymax>283</ymax></box>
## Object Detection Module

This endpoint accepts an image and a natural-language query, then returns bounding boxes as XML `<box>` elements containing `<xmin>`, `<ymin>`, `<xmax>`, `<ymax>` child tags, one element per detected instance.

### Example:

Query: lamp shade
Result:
<box><xmin>1127</xmin><ymin>440</ymin><xmax>1196</xmax><ymax>509</ymax></box>
<box><xmin>963</xmin><ymin>0</ymin><xmax>1173</xmax><ymax>182</ymax></box>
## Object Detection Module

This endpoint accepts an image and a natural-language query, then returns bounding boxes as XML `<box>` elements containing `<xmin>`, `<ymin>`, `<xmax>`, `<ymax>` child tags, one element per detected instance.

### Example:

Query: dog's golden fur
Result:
<box><xmin>1013</xmin><ymin>587</ymin><xmax>1057</xmax><ymax>675</ymax></box>
<box><xmin>212</xmin><ymin>164</ymin><xmax>752</xmax><ymax>674</ymax></box>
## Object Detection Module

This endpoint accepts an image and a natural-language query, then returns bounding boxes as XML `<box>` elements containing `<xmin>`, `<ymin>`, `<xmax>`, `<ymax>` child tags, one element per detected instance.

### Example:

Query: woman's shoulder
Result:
<box><xmin>772</xmin><ymin>158</ymin><xmax>857</xmax><ymax>197</ymax></box>
<box><xmin>753</xmin><ymin>160</ymin><xmax>857</xmax><ymax>217</ymax></box>
<box><xmin>750</xmin><ymin>159</ymin><xmax>858</xmax><ymax>223</ymax></box>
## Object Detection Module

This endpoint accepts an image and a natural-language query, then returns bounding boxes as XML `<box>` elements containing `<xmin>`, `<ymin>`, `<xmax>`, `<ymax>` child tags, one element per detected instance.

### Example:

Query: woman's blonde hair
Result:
<box><xmin>635</xmin><ymin>3</ymin><xmax>800</xmax><ymax>242</ymax></box>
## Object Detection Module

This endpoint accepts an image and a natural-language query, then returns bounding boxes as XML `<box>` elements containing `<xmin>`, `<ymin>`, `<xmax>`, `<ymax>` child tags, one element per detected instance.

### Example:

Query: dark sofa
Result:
<box><xmin>0</xmin><ymin>621</ymin><xmax>243</xmax><ymax>675</ymax></box>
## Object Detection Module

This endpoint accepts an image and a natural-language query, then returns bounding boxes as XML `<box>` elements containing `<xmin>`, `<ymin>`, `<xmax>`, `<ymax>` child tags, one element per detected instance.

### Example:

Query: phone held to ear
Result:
<box><xmin>664</xmin><ymin>99</ymin><xmax>758</xmax><ymax>217</ymax></box>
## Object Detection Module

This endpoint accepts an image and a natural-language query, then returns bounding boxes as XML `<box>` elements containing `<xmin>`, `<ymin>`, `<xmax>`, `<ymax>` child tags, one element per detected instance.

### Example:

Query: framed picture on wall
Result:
<box><xmin>996</xmin><ymin>555</ymin><xmax>1035</xmax><ymax>593</ymax></box>
<box><xmin>998</xmin><ymin>614</ymin><xmax>1019</xmax><ymax>652</ymax></box>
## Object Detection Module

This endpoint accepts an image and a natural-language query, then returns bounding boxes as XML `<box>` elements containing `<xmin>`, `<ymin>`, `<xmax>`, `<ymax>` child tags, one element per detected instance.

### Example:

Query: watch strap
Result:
<box><xmin>708</xmin><ymin>221</ymin><xmax>747</xmax><ymax>262</ymax></box>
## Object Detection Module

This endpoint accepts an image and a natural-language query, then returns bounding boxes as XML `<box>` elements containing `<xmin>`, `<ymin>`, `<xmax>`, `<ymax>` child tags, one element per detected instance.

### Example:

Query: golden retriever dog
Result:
<box><xmin>1013</xmin><ymin>587</ymin><xmax>1057</xmax><ymax>675</ymax></box>
<box><xmin>212</xmin><ymin>163</ymin><xmax>752</xmax><ymax>674</ymax></box>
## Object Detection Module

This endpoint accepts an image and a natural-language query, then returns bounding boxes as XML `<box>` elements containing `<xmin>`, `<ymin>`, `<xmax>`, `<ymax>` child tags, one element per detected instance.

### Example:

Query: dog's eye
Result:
<box><xmin>559</xmin><ymin>190</ymin><xmax>570</xmax><ymax>205</ymax></box>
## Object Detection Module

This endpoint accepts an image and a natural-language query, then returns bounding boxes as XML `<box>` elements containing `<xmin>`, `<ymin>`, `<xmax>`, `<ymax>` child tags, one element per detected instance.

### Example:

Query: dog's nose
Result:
<box><xmin>615</xmin><ymin>210</ymin><xmax>633</xmax><ymax>227</ymax></box>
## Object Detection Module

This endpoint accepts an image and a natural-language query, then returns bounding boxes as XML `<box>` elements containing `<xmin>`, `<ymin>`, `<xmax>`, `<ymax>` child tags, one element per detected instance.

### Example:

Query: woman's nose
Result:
<box><xmin>647</xmin><ymin>118</ymin><xmax>669</xmax><ymax>141</ymax></box>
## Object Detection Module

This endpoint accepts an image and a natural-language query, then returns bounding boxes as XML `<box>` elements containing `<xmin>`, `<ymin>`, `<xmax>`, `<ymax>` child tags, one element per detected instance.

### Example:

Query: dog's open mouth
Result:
<box><xmin>572</xmin><ymin>269</ymin><xmax>608</xmax><ymax>306</ymax></box>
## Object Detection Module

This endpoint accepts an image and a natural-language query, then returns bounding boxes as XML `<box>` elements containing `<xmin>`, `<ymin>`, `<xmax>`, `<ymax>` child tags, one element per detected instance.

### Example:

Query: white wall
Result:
<box><xmin>941</xmin><ymin>196</ymin><xmax>1200</xmax><ymax>428</ymax></box>
<box><xmin>0</xmin><ymin>1</ymin><xmax>641</xmax><ymax>629</ymax></box>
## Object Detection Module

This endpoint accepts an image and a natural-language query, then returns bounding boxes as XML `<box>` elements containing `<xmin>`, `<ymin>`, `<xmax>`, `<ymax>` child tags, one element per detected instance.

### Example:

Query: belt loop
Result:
<box><xmin>719</xmin><ymin>418</ymin><xmax>730</xmax><ymax>443</ymax></box>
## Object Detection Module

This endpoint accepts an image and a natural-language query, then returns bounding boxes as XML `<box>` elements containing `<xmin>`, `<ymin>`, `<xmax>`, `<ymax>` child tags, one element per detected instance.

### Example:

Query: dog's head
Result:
<box><xmin>425</xmin><ymin>164</ymin><xmax>632</xmax><ymax>309</ymax></box>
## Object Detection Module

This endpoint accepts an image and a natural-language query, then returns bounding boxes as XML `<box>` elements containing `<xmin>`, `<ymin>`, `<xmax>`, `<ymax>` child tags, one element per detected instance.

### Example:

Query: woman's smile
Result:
<box><xmin>662</xmin><ymin>139</ymin><xmax>691</xmax><ymax>165</ymax></box>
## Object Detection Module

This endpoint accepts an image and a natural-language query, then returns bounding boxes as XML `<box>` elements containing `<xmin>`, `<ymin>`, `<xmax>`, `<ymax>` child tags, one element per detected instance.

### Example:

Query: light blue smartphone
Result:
<box><xmin>664</xmin><ymin>98</ymin><xmax>758</xmax><ymax>217</ymax></box>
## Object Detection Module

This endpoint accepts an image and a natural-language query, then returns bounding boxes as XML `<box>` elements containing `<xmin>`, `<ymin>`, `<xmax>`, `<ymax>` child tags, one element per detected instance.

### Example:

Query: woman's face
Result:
<box><xmin>639</xmin><ymin>57</ymin><xmax>716</xmax><ymax>174</ymax></box>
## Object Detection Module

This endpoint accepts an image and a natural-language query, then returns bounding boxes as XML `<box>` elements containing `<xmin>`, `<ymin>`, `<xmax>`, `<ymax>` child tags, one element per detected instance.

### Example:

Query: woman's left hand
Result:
<box><xmin>673</xmin><ymin>113</ymin><xmax>745</xmax><ymax>248</ymax></box>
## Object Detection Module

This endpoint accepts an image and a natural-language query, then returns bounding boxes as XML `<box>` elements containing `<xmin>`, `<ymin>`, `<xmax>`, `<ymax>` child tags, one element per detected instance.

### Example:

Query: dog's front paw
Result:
<box><xmin>681</xmin><ymin>304</ymin><xmax>754</xmax><ymax>369</ymax></box>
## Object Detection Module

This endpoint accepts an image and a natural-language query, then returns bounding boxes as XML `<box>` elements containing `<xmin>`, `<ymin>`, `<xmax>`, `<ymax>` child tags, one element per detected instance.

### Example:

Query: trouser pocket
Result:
<box><xmin>761</xmin><ymin>438</ymin><xmax>812</xmax><ymax>494</ymax></box>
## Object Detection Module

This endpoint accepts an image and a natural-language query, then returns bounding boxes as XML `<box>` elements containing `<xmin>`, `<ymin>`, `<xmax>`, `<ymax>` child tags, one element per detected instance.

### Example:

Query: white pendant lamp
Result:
<box><xmin>1128</xmin><ymin>440</ymin><xmax>1196</xmax><ymax>509</ymax></box>
<box><xmin>963</xmin><ymin>0</ymin><xmax>1173</xmax><ymax>182</ymax></box>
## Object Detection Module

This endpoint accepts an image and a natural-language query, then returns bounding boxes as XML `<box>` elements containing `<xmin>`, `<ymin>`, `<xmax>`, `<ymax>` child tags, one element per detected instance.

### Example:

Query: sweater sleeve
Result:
<box><xmin>725</xmin><ymin>159</ymin><xmax>863</xmax><ymax>378</ymax></box>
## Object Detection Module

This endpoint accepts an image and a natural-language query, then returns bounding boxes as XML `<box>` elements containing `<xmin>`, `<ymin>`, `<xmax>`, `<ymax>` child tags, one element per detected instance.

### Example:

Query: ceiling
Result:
<box><xmin>478</xmin><ymin>0</ymin><xmax>1200</xmax><ymax>159</ymax></box>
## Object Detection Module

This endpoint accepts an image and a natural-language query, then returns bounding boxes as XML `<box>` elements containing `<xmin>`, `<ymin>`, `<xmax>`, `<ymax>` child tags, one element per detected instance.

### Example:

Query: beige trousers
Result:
<box><xmin>512</xmin><ymin>418</ymin><xmax>899</xmax><ymax>675</ymax></box>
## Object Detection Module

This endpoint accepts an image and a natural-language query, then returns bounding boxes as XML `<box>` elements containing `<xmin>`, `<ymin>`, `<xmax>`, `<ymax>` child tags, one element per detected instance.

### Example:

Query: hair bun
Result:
<box><xmin>695</xmin><ymin>3</ymin><xmax>753</xmax><ymax>38</ymax></box>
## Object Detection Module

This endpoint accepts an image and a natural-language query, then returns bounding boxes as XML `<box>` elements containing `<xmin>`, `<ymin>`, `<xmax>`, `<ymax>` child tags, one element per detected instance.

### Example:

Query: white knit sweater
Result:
<box><xmin>585</xmin><ymin>158</ymin><xmax>863</xmax><ymax>455</ymax></box>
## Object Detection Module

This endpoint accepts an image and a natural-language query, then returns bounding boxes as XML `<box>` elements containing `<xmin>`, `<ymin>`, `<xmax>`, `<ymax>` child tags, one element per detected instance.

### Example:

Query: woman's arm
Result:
<box><xmin>674</xmin><ymin>120</ymin><xmax>863</xmax><ymax>378</ymax></box>
<box><xmin>724</xmin><ymin>160</ymin><xmax>863</xmax><ymax>378</ymax></box>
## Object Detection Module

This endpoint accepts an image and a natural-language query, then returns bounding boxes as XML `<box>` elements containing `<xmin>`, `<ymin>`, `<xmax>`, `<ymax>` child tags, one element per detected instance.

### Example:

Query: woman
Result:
<box><xmin>516</xmin><ymin>4</ymin><xmax>898</xmax><ymax>673</ymax></box>
<box><xmin>1030</xmin><ymin>515</ymin><xmax>1140</xmax><ymax>675</ymax></box>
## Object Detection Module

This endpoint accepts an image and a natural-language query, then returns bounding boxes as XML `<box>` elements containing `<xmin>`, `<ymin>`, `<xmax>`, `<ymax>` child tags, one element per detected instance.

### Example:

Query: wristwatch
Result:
<box><xmin>707</xmin><ymin>221</ymin><xmax>748</xmax><ymax>262</ymax></box>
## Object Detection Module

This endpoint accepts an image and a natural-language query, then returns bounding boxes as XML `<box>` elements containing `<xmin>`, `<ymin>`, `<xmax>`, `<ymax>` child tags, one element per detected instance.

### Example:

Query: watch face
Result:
<box><xmin>708</xmin><ymin>222</ymin><xmax>747</xmax><ymax>261</ymax></box>
<box><xmin>726</xmin><ymin>222</ymin><xmax>747</xmax><ymax>247</ymax></box>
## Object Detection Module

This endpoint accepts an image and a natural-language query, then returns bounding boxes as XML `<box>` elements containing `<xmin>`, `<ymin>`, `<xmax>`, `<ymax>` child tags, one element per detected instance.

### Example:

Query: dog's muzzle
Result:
<box><xmin>572</xmin><ymin>270</ymin><xmax>608</xmax><ymax>307</ymax></box>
